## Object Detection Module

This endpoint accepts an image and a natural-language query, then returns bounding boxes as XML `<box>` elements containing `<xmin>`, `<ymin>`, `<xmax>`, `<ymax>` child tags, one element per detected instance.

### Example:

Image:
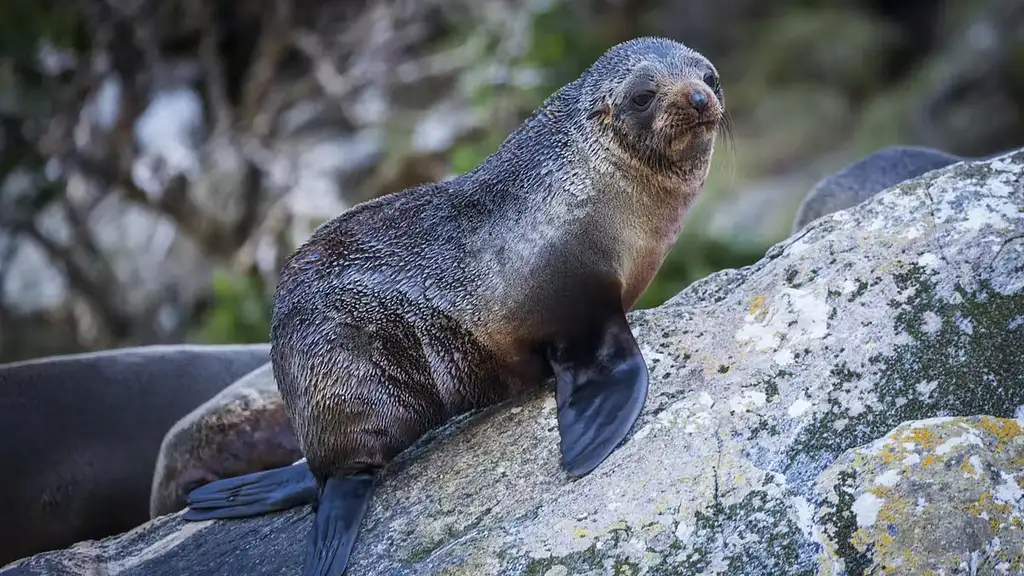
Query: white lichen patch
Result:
<box><xmin>927</xmin><ymin>160</ymin><xmax>1024</xmax><ymax>235</ymax></box>
<box><xmin>934</xmin><ymin>432</ymin><xmax>983</xmax><ymax>455</ymax></box>
<box><xmin>852</xmin><ymin>492</ymin><xmax>882</xmax><ymax>528</ymax></box>
<box><xmin>916</xmin><ymin>380</ymin><xmax>939</xmax><ymax>400</ymax></box>
<box><xmin>791</xmin><ymin>496</ymin><xmax>814</xmax><ymax>538</ymax></box>
<box><xmin>917</xmin><ymin>252</ymin><xmax>941</xmax><ymax>272</ymax></box>
<box><xmin>728</xmin><ymin>390</ymin><xmax>767</xmax><ymax>414</ymax></box>
<box><xmin>772</xmin><ymin>348</ymin><xmax>795</xmax><ymax>367</ymax></box>
<box><xmin>874</xmin><ymin>469</ymin><xmax>901</xmax><ymax>488</ymax></box>
<box><xmin>956</xmin><ymin>201</ymin><xmax>1021</xmax><ymax>233</ymax></box>
<box><xmin>901</xmin><ymin>221</ymin><xmax>929</xmax><ymax>239</ymax></box>
<box><xmin>967</xmin><ymin>455</ymin><xmax>984</xmax><ymax>479</ymax></box>
<box><xmin>788</xmin><ymin>396</ymin><xmax>812</xmax><ymax>418</ymax></box>
<box><xmin>734</xmin><ymin>287</ymin><xmax>830</xmax><ymax>355</ymax></box>
<box><xmin>786</xmin><ymin>235</ymin><xmax>813</xmax><ymax>256</ymax></box>
<box><xmin>993</xmin><ymin>472</ymin><xmax>1023</xmax><ymax>509</ymax></box>
<box><xmin>920</xmin><ymin>311</ymin><xmax>943</xmax><ymax>334</ymax></box>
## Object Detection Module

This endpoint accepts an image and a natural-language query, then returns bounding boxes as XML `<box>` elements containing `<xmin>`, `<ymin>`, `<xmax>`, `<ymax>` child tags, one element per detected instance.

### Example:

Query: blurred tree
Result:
<box><xmin>1</xmin><ymin>0</ymin><xmax>1021</xmax><ymax>361</ymax></box>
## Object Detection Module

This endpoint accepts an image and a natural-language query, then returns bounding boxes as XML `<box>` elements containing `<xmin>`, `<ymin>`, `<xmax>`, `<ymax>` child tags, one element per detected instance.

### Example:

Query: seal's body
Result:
<box><xmin>185</xmin><ymin>37</ymin><xmax>727</xmax><ymax>576</ymax></box>
<box><xmin>0</xmin><ymin>343</ymin><xmax>269</xmax><ymax>566</ymax></box>
<box><xmin>150</xmin><ymin>362</ymin><xmax>301</xmax><ymax>518</ymax></box>
<box><xmin>791</xmin><ymin>145</ymin><xmax>968</xmax><ymax>234</ymax></box>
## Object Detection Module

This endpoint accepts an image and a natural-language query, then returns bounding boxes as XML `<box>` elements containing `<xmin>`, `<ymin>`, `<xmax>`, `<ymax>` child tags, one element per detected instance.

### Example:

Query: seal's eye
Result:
<box><xmin>631</xmin><ymin>91</ymin><xmax>654</xmax><ymax>110</ymax></box>
<box><xmin>703</xmin><ymin>71</ymin><xmax>719</xmax><ymax>91</ymax></box>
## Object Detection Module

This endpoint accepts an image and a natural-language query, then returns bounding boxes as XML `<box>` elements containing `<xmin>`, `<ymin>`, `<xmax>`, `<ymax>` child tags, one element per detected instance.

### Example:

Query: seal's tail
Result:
<box><xmin>182</xmin><ymin>461</ymin><xmax>318</xmax><ymax>520</ymax></box>
<box><xmin>302</xmin><ymin>473</ymin><xmax>375</xmax><ymax>576</ymax></box>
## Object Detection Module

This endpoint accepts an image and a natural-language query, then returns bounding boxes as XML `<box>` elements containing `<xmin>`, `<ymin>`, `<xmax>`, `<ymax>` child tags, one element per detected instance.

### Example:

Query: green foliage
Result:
<box><xmin>191</xmin><ymin>269</ymin><xmax>273</xmax><ymax>344</ymax></box>
<box><xmin>0</xmin><ymin>1</ymin><xmax>87</xmax><ymax>60</ymax></box>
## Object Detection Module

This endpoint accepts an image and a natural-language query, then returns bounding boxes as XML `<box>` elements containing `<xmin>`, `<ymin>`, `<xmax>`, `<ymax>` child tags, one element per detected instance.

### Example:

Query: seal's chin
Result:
<box><xmin>670</xmin><ymin>120</ymin><xmax>719</xmax><ymax>152</ymax></box>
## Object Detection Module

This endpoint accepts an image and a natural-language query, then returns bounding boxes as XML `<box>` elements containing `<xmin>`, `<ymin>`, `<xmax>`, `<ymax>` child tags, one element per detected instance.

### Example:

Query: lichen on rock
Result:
<box><xmin>814</xmin><ymin>416</ymin><xmax>1024</xmax><ymax>575</ymax></box>
<box><xmin>3</xmin><ymin>151</ymin><xmax>1023</xmax><ymax>575</ymax></box>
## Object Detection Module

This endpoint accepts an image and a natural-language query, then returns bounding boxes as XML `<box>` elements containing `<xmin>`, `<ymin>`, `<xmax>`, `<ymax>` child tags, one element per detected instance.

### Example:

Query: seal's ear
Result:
<box><xmin>587</xmin><ymin>101</ymin><xmax>611</xmax><ymax>122</ymax></box>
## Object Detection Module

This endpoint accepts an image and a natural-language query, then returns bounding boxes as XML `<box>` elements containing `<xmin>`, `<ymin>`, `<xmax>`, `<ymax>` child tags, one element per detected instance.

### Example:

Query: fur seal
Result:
<box><xmin>183</xmin><ymin>36</ymin><xmax>727</xmax><ymax>576</ymax></box>
<box><xmin>790</xmin><ymin>145</ymin><xmax>968</xmax><ymax>234</ymax></box>
<box><xmin>149</xmin><ymin>362</ymin><xmax>301</xmax><ymax>518</ymax></box>
<box><xmin>0</xmin><ymin>343</ymin><xmax>269</xmax><ymax>566</ymax></box>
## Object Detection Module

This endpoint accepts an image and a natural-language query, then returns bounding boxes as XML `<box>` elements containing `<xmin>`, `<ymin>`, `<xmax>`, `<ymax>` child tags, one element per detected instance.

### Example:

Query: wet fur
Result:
<box><xmin>0</xmin><ymin>344</ymin><xmax>270</xmax><ymax>566</ymax></box>
<box><xmin>150</xmin><ymin>362</ymin><xmax>301</xmax><ymax>518</ymax></box>
<box><xmin>270</xmin><ymin>36</ymin><xmax>728</xmax><ymax>486</ymax></box>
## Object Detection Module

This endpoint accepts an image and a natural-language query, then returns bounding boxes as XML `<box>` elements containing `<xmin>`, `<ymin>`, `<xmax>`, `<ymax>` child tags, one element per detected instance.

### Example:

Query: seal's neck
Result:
<box><xmin>562</xmin><ymin>132</ymin><xmax>713</xmax><ymax>310</ymax></box>
<box><xmin>479</xmin><ymin>90</ymin><xmax>714</xmax><ymax>309</ymax></box>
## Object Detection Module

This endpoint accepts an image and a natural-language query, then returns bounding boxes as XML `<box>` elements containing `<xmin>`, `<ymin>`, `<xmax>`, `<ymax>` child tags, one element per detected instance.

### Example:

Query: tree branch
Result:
<box><xmin>241</xmin><ymin>0</ymin><xmax>293</xmax><ymax>138</ymax></box>
<box><xmin>195</xmin><ymin>0</ymin><xmax>235</xmax><ymax>136</ymax></box>
<box><xmin>0</xmin><ymin>210</ymin><xmax>132</xmax><ymax>339</ymax></box>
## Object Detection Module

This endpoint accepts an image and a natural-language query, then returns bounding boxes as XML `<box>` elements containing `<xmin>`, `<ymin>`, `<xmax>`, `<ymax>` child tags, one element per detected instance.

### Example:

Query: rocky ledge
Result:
<box><xmin>3</xmin><ymin>149</ymin><xmax>1023</xmax><ymax>575</ymax></box>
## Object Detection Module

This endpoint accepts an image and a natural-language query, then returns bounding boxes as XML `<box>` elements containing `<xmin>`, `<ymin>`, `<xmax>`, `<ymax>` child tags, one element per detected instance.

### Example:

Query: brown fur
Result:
<box><xmin>268</xmin><ymin>37</ymin><xmax>728</xmax><ymax>486</ymax></box>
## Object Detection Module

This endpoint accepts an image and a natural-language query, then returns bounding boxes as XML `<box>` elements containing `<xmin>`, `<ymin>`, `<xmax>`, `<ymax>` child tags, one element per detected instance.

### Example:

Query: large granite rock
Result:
<box><xmin>3</xmin><ymin>149</ymin><xmax>1023</xmax><ymax>575</ymax></box>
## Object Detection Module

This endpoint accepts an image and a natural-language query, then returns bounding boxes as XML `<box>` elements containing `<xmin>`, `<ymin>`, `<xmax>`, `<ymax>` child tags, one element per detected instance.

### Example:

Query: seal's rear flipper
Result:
<box><xmin>302</xmin><ymin>473</ymin><xmax>375</xmax><ymax>576</ymax></box>
<box><xmin>182</xmin><ymin>461</ymin><xmax>318</xmax><ymax>520</ymax></box>
<box><xmin>549</xmin><ymin>312</ymin><xmax>649</xmax><ymax>478</ymax></box>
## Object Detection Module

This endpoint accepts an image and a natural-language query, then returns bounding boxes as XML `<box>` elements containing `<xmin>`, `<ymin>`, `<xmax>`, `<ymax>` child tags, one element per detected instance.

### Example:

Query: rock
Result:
<box><xmin>815</xmin><ymin>416</ymin><xmax>1024</xmax><ymax>575</ymax></box>
<box><xmin>2</xmin><ymin>149</ymin><xmax>1022</xmax><ymax>575</ymax></box>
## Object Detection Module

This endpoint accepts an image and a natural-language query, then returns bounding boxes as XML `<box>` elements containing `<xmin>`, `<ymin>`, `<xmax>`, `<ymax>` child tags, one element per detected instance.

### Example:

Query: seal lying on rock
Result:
<box><xmin>791</xmin><ymin>145</ymin><xmax>968</xmax><ymax>234</ymax></box>
<box><xmin>0</xmin><ymin>343</ymin><xmax>269</xmax><ymax>566</ymax></box>
<box><xmin>184</xmin><ymin>36</ymin><xmax>727</xmax><ymax>576</ymax></box>
<box><xmin>150</xmin><ymin>362</ymin><xmax>301</xmax><ymax>518</ymax></box>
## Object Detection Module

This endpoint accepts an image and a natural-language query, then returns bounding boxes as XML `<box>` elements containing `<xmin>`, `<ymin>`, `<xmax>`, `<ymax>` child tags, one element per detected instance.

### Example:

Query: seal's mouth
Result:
<box><xmin>666</xmin><ymin>116</ymin><xmax>724</xmax><ymax>155</ymax></box>
<box><xmin>690</xmin><ymin>117</ymin><xmax>720</xmax><ymax>130</ymax></box>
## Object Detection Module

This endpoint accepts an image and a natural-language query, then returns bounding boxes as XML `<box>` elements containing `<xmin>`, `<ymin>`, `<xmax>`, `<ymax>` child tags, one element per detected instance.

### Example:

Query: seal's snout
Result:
<box><xmin>664</xmin><ymin>81</ymin><xmax>721</xmax><ymax>129</ymax></box>
<box><xmin>687</xmin><ymin>88</ymin><xmax>709</xmax><ymax>112</ymax></box>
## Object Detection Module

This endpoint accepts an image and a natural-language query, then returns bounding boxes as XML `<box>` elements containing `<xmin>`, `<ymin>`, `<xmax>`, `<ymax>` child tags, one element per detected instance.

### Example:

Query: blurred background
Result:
<box><xmin>0</xmin><ymin>0</ymin><xmax>1021</xmax><ymax>362</ymax></box>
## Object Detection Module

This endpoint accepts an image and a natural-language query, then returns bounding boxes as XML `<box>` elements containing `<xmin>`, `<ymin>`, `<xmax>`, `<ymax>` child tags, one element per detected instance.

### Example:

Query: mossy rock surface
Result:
<box><xmin>3</xmin><ymin>149</ymin><xmax>1023</xmax><ymax>575</ymax></box>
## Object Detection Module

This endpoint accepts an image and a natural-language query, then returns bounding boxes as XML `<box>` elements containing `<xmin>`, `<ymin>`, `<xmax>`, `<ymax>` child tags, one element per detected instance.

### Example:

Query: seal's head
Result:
<box><xmin>575</xmin><ymin>37</ymin><xmax>727</xmax><ymax>180</ymax></box>
<box><xmin>149</xmin><ymin>373</ymin><xmax>300</xmax><ymax>518</ymax></box>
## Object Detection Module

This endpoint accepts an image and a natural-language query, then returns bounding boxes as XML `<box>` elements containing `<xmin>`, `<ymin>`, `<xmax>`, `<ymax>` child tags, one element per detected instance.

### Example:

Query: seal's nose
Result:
<box><xmin>687</xmin><ymin>88</ymin><xmax>709</xmax><ymax>112</ymax></box>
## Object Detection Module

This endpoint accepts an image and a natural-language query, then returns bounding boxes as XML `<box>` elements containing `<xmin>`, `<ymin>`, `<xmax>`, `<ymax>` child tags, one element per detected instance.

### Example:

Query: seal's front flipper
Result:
<box><xmin>183</xmin><ymin>461</ymin><xmax>317</xmax><ymax>520</ymax></box>
<box><xmin>302</xmin><ymin>473</ymin><xmax>375</xmax><ymax>576</ymax></box>
<box><xmin>549</xmin><ymin>312</ymin><xmax>649</xmax><ymax>478</ymax></box>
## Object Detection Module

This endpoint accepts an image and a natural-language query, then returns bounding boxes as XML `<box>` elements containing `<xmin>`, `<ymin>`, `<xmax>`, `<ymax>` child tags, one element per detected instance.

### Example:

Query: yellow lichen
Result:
<box><xmin>876</xmin><ymin>533</ymin><xmax>895</xmax><ymax>554</ymax></box>
<box><xmin>960</xmin><ymin>457</ymin><xmax>978</xmax><ymax>477</ymax></box>
<box><xmin>976</xmin><ymin>417</ymin><xmax>1023</xmax><ymax>451</ymax></box>
<box><xmin>967</xmin><ymin>492</ymin><xmax>993</xmax><ymax>517</ymax></box>
<box><xmin>876</xmin><ymin>495</ymin><xmax>910</xmax><ymax>526</ymax></box>
<box><xmin>747</xmin><ymin>295</ymin><xmax>767</xmax><ymax>318</ymax></box>
<box><xmin>921</xmin><ymin>455</ymin><xmax>937</xmax><ymax>468</ymax></box>
<box><xmin>573</xmin><ymin>528</ymin><xmax>592</xmax><ymax>539</ymax></box>
<box><xmin>901</xmin><ymin>426</ymin><xmax>942</xmax><ymax>451</ymax></box>
<box><xmin>869</xmin><ymin>485</ymin><xmax>893</xmax><ymax>499</ymax></box>
<box><xmin>879</xmin><ymin>443</ymin><xmax>904</xmax><ymax>465</ymax></box>
<box><xmin>849</xmin><ymin>527</ymin><xmax>873</xmax><ymax>552</ymax></box>
<box><xmin>990</xmin><ymin>516</ymin><xmax>1002</xmax><ymax>534</ymax></box>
